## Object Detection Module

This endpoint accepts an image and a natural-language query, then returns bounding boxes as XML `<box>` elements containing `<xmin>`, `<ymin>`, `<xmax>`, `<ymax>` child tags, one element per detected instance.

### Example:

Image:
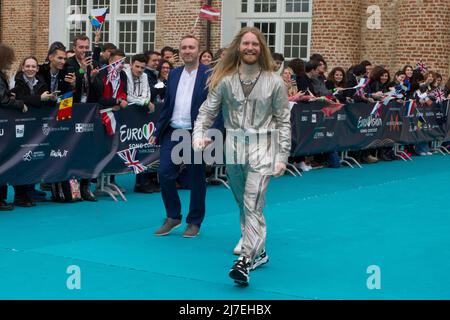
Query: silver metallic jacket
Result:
<box><xmin>193</xmin><ymin>71</ymin><xmax>291</xmax><ymax>174</ymax></box>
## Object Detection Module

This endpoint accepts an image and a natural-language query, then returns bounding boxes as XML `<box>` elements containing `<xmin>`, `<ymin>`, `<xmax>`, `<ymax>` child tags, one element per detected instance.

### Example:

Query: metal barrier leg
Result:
<box><xmin>95</xmin><ymin>174</ymin><xmax>118</xmax><ymax>202</ymax></box>
<box><xmin>340</xmin><ymin>151</ymin><xmax>362</xmax><ymax>168</ymax></box>
<box><xmin>286</xmin><ymin>163</ymin><xmax>302</xmax><ymax>177</ymax></box>
<box><xmin>393</xmin><ymin>144</ymin><xmax>412</xmax><ymax>161</ymax></box>
<box><xmin>430</xmin><ymin>141</ymin><xmax>447</xmax><ymax>156</ymax></box>
<box><xmin>206</xmin><ymin>165</ymin><xmax>230</xmax><ymax>189</ymax></box>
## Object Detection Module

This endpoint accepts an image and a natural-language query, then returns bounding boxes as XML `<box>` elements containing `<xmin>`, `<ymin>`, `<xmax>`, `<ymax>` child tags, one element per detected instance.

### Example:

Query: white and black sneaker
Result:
<box><xmin>229</xmin><ymin>256</ymin><xmax>251</xmax><ymax>286</ymax></box>
<box><xmin>251</xmin><ymin>250</ymin><xmax>269</xmax><ymax>271</ymax></box>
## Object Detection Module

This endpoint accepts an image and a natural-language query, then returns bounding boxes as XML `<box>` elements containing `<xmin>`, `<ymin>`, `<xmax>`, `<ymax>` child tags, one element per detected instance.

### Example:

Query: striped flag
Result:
<box><xmin>199</xmin><ymin>4</ymin><xmax>220</xmax><ymax>21</ymax></box>
<box><xmin>56</xmin><ymin>92</ymin><xmax>73</xmax><ymax>121</ymax></box>
<box><xmin>101</xmin><ymin>109</ymin><xmax>116</xmax><ymax>136</ymax></box>
<box><xmin>89</xmin><ymin>7</ymin><xmax>109</xmax><ymax>30</ymax></box>
<box><xmin>370</xmin><ymin>101</ymin><xmax>382</xmax><ymax>117</ymax></box>
<box><xmin>404</xmin><ymin>100</ymin><xmax>416</xmax><ymax>117</ymax></box>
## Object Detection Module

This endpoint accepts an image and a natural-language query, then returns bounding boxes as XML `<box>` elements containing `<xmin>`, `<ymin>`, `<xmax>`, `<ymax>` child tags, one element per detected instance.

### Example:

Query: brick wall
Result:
<box><xmin>155</xmin><ymin>0</ymin><xmax>222</xmax><ymax>56</ymax></box>
<box><xmin>0</xmin><ymin>0</ymin><xmax>49</xmax><ymax>73</ymax></box>
<box><xmin>2</xmin><ymin>0</ymin><xmax>450</xmax><ymax>80</ymax></box>
<box><xmin>311</xmin><ymin>0</ymin><xmax>362</xmax><ymax>72</ymax></box>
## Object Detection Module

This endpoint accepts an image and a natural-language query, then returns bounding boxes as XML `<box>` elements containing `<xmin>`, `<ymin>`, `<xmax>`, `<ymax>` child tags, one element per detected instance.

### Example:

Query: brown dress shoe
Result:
<box><xmin>154</xmin><ymin>218</ymin><xmax>182</xmax><ymax>236</ymax></box>
<box><xmin>183</xmin><ymin>224</ymin><xmax>200</xmax><ymax>238</ymax></box>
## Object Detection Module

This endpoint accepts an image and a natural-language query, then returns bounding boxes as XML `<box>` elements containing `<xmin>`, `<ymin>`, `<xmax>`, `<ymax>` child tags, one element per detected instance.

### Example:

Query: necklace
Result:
<box><xmin>239</xmin><ymin>68</ymin><xmax>262</xmax><ymax>86</ymax></box>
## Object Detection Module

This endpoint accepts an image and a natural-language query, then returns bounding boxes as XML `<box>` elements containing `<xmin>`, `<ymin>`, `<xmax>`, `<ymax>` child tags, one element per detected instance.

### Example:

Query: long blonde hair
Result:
<box><xmin>208</xmin><ymin>27</ymin><xmax>274</xmax><ymax>91</ymax></box>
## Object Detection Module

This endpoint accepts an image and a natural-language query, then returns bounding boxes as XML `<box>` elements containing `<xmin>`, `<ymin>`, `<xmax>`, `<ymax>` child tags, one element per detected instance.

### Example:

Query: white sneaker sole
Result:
<box><xmin>251</xmin><ymin>255</ymin><xmax>269</xmax><ymax>271</ymax></box>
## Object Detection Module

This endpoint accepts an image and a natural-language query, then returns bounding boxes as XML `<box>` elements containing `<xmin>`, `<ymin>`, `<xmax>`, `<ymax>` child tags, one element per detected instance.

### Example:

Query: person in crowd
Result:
<box><xmin>288</xmin><ymin>58</ymin><xmax>309</xmax><ymax>93</ymax></box>
<box><xmin>310</xmin><ymin>53</ymin><xmax>327</xmax><ymax>82</ymax></box>
<box><xmin>199</xmin><ymin>50</ymin><xmax>213</xmax><ymax>66</ymax></box>
<box><xmin>97</xmin><ymin>43</ymin><xmax>117</xmax><ymax>68</ymax></box>
<box><xmin>154</xmin><ymin>59</ymin><xmax>173</xmax><ymax>104</ymax></box>
<box><xmin>360</xmin><ymin>60</ymin><xmax>373</xmax><ymax>78</ymax></box>
<box><xmin>66</xmin><ymin>50</ymin><xmax>76</xmax><ymax>59</ymax></box>
<box><xmin>367</xmin><ymin>66</ymin><xmax>391</xmax><ymax>100</ymax></box>
<box><xmin>432</xmin><ymin>72</ymin><xmax>442</xmax><ymax>90</ymax></box>
<box><xmin>124</xmin><ymin>53</ymin><xmax>159</xmax><ymax>194</ymax></box>
<box><xmin>213</xmin><ymin>48</ymin><xmax>227</xmax><ymax>63</ymax></box>
<box><xmin>272</xmin><ymin>52</ymin><xmax>285</xmax><ymax>73</ymax></box>
<box><xmin>305</xmin><ymin>60</ymin><xmax>330</xmax><ymax>97</ymax></box>
<box><xmin>11</xmin><ymin>56</ymin><xmax>55</xmax><ymax>206</ymax></box>
<box><xmin>414</xmin><ymin>71</ymin><xmax>436</xmax><ymax>156</ymax></box>
<box><xmin>149</xmin><ymin>35</ymin><xmax>220</xmax><ymax>238</ymax></box>
<box><xmin>38</xmin><ymin>44</ymin><xmax>76</xmax><ymax>99</ymax></box>
<box><xmin>281</xmin><ymin>67</ymin><xmax>312</xmax><ymax>173</ymax></box>
<box><xmin>161</xmin><ymin>46</ymin><xmax>178</xmax><ymax>65</ymax></box>
<box><xmin>325</xmin><ymin>67</ymin><xmax>347</xmax><ymax>103</ymax></box>
<box><xmin>91</xmin><ymin>49</ymin><xmax>128</xmax><ymax>193</ymax></box>
<box><xmin>0</xmin><ymin>44</ymin><xmax>29</xmax><ymax>211</ymax></box>
<box><xmin>144</xmin><ymin>50</ymin><xmax>161</xmax><ymax>103</ymax></box>
<box><xmin>387</xmin><ymin>70</ymin><xmax>406</xmax><ymax>91</ymax></box>
<box><xmin>346</xmin><ymin>64</ymin><xmax>372</xmax><ymax>103</ymax></box>
<box><xmin>65</xmin><ymin>34</ymin><xmax>99</xmax><ymax>201</ymax></box>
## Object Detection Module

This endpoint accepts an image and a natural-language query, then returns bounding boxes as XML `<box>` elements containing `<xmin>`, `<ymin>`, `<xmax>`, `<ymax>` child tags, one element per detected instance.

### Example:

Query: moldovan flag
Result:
<box><xmin>89</xmin><ymin>7</ymin><xmax>109</xmax><ymax>30</ymax></box>
<box><xmin>101</xmin><ymin>109</ymin><xmax>116</xmax><ymax>136</ymax></box>
<box><xmin>199</xmin><ymin>4</ymin><xmax>220</xmax><ymax>21</ymax></box>
<box><xmin>57</xmin><ymin>92</ymin><xmax>73</xmax><ymax>121</ymax></box>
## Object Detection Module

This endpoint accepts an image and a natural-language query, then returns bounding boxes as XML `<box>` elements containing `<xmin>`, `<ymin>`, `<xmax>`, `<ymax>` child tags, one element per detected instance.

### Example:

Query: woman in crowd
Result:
<box><xmin>199</xmin><ymin>50</ymin><xmax>213</xmax><ymax>66</ymax></box>
<box><xmin>367</xmin><ymin>66</ymin><xmax>391</xmax><ymax>100</ymax></box>
<box><xmin>0</xmin><ymin>44</ymin><xmax>29</xmax><ymax>211</ymax></box>
<box><xmin>153</xmin><ymin>59</ymin><xmax>173</xmax><ymax>104</ymax></box>
<box><xmin>11</xmin><ymin>56</ymin><xmax>54</xmax><ymax>206</ymax></box>
<box><xmin>325</xmin><ymin>67</ymin><xmax>347</xmax><ymax>103</ymax></box>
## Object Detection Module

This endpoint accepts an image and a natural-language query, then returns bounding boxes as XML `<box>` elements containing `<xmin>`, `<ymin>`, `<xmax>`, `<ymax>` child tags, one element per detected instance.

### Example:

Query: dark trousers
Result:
<box><xmin>0</xmin><ymin>185</ymin><xmax>7</xmax><ymax>200</ymax></box>
<box><xmin>157</xmin><ymin>127</ymin><xmax>206</xmax><ymax>226</ymax></box>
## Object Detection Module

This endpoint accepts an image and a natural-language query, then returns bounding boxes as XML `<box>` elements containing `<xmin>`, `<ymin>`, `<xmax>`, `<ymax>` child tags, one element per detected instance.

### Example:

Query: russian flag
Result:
<box><xmin>199</xmin><ymin>4</ymin><xmax>220</xmax><ymax>22</ymax></box>
<box><xmin>405</xmin><ymin>100</ymin><xmax>416</xmax><ymax>117</ymax></box>
<box><xmin>89</xmin><ymin>7</ymin><xmax>109</xmax><ymax>29</ymax></box>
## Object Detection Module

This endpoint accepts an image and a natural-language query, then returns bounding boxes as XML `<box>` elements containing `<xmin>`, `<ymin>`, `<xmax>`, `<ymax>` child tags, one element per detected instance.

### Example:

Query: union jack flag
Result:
<box><xmin>431</xmin><ymin>87</ymin><xmax>446</xmax><ymax>104</ymax></box>
<box><xmin>416</xmin><ymin>60</ymin><xmax>427</xmax><ymax>73</ymax></box>
<box><xmin>106</xmin><ymin>58</ymin><xmax>125</xmax><ymax>84</ymax></box>
<box><xmin>117</xmin><ymin>148</ymin><xmax>147</xmax><ymax>174</ymax></box>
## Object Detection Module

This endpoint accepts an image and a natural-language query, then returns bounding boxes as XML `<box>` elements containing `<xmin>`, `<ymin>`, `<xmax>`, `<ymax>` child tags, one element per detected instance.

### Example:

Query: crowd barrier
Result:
<box><xmin>1</xmin><ymin>100</ymin><xmax>449</xmax><ymax>185</ymax></box>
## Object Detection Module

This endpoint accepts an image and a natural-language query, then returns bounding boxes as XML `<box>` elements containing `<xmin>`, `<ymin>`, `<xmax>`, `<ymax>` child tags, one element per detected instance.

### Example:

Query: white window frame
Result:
<box><xmin>50</xmin><ymin>0</ymin><xmax>156</xmax><ymax>54</ymax></box>
<box><xmin>222</xmin><ymin>0</ymin><xmax>312</xmax><ymax>60</ymax></box>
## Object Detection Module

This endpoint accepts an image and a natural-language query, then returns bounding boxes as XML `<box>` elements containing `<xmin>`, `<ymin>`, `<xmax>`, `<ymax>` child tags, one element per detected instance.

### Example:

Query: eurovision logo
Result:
<box><xmin>120</xmin><ymin>122</ymin><xmax>155</xmax><ymax>143</ymax></box>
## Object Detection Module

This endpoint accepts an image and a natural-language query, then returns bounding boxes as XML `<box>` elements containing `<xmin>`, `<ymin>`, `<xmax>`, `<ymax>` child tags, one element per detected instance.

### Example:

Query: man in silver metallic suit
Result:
<box><xmin>193</xmin><ymin>27</ymin><xmax>291</xmax><ymax>286</ymax></box>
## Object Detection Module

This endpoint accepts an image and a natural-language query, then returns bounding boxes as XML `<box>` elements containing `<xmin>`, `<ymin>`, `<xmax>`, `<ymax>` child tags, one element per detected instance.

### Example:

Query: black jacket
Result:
<box><xmin>38</xmin><ymin>63</ymin><xmax>72</xmax><ymax>95</ymax></box>
<box><xmin>11</xmin><ymin>72</ymin><xmax>48</xmax><ymax>108</ymax></box>
<box><xmin>145</xmin><ymin>68</ymin><xmax>159</xmax><ymax>103</ymax></box>
<box><xmin>64</xmin><ymin>56</ymin><xmax>93</xmax><ymax>103</ymax></box>
<box><xmin>0</xmin><ymin>71</ymin><xmax>24</xmax><ymax>111</ymax></box>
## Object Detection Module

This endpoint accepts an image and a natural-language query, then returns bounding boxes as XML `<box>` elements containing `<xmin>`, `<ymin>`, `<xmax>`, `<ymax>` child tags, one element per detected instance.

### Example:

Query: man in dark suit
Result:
<box><xmin>149</xmin><ymin>35</ymin><xmax>221</xmax><ymax>238</ymax></box>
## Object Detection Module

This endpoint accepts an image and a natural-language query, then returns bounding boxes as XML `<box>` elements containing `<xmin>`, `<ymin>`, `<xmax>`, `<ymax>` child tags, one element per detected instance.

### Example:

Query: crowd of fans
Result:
<box><xmin>0</xmin><ymin>29</ymin><xmax>448</xmax><ymax>211</ymax></box>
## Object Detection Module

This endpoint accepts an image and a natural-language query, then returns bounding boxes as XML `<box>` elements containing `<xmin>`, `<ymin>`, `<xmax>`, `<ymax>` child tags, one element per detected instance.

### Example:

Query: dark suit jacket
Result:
<box><xmin>153</xmin><ymin>63</ymin><xmax>222</xmax><ymax>142</ymax></box>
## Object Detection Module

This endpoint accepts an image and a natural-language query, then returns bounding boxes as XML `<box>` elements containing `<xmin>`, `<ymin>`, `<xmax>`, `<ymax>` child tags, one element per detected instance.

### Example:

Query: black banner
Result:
<box><xmin>0</xmin><ymin>103</ymin><xmax>162</xmax><ymax>185</ymax></box>
<box><xmin>1</xmin><ymin>100</ymin><xmax>449</xmax><ymax>185</ymax></box>
<box><xmin>291</xmin><ymin>101</ymin><xmax>450</xmax><ymax>156</ymax></box>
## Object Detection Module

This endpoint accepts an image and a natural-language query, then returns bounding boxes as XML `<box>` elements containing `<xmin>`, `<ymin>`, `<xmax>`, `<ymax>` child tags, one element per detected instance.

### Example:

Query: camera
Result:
<box><xmin>291</xmin><ymin>74</ymin><xmax>297</xmax><ymax>81</ymax></box>
<box><xmin>85</xmin><ymin>51</ymin><xmax>93</xmax><ymax>59</ymax></box>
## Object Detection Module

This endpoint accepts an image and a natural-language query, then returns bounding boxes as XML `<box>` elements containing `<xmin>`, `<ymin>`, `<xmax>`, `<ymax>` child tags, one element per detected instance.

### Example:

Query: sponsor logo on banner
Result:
<box><xmin>50</xmin><ymin>149</ymin><xmax>68</xmax><ymax>158</ymax></box>
<box><xmin>326</xmin><ymin>131</ymin><xmax>335</xmax><ymax>138</ymax></box>
<box><xmin>313</xmin><ymin>132</ymin><xmax>325</xmax><ymax>139</ymax></box>
<box><xmin>16</xmin><ymin>125</ymin><xmax>25</xmax><ymax>138</ymax></box>
<box><xmin>42</xmin><ymin>123</ymin><xmax>50</xmax><ymax>136</ymax></box>
<box><xmin>387</xmin><ymin>114</ymin><xmax>402</xmax><ymax>132</ymax></box>
<box><xmin>301</xmin><ymin>116</ymin><xmax>308</xmax><ymax>122</ymax></box>
<box><xmin>42</xmin><ymin>123</ymin><xmax>70</xmax><ymax>136</ymax></box>
<box><xmin>337</xmin><ymin>114</ymin><xmax>347</xmax><ymax>121</ymax></box>
<box><xmin>23</xmin><ymin>150</ymin><xmax>45</xmax><ymax>162</ymax></box>
<box><xmin>75</xmin><ymin>123</ymin><xmax>94</xmax><ymax>133</ymax></box>
<box><xmin>311</xmin><ymin>114</ymin><xmax>317</xmax><ymax>123</ymax></box>
<box><xmin>0</xmin><ymin>128</ymin><xmax>4</xmax><ymax>137</ymax></box>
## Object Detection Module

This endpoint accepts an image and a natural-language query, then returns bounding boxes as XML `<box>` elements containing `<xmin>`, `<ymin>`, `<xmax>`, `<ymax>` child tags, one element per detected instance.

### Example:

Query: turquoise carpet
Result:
<box><xmin>1</xmin><ymin>156</ymin><xmax>450</xmax><ymax>299</ymax></box>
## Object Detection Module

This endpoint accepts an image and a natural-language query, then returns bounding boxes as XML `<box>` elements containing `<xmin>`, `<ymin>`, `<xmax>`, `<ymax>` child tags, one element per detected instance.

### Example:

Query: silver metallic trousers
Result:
<box><xmin>227</xmin><ymin>163</ymin><xmax>271</xmax><ymax>263</ymax></box>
